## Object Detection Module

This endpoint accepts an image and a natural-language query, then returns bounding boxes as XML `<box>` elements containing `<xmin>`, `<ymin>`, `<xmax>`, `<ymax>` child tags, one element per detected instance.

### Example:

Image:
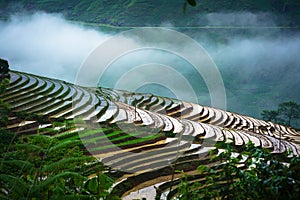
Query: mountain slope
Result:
<box><xmin>1</xmin><ymin>0</ymin><xmax>300</xmax><ymax>26</ymax></box>
<box><xmin>1</xmin><ymin>70</ymin><xmax>300</xmax><ymax>198</ymax></box>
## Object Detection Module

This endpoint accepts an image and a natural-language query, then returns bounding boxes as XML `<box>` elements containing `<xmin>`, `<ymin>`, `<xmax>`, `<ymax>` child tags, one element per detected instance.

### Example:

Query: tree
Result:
<box><xmin>278</xmin><ymin>101</ymin><xmax>300</xmax><ymax>127</ymax></box>
<box><xmin>0</xmin><ymin>58</ymin><xmax>9</xmax><ymax>74</ymax></box>
<box><xmin>261</xmin><ymin>101</ymin><xmax>300</xmax><ymax>128</ymax></box>
<box><xmin>0</xmin><ymin>58</ymin><xmax>10</xmax><ymax>80</ymax></box>
<box><xmin>261</xmin><ymin>110</ymin><xmax>279</xmax><ymax>122</ymax></box>
<box><xmin>175</xmin><ymin>141</ymin><xmax>300</xmax><ymax>200</ymax></box>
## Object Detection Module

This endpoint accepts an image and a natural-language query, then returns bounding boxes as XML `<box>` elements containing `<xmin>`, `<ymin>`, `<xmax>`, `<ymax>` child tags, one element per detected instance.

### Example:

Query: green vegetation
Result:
<box><xmin>175</xmin><ymin>141</ymin><xmax>300</xmax><ymax>200</ymax></box>
<box><xmin>0</xmin><ymin>133</ymin><xmax>120</xmax><ymax>199</ymax></box>
<box><xmin>261</xmin><ymin>101</ymin><xmax>300</xmax><ymax>128</ymax></box>
<box><xmin>278</xmin><ymin>102</ymin><xmax>300</xmax><ymax>127</ymax></box>
<box><xmin>1</xmin><ymin>70</ymin><xmax>300</xmax><ymax>200</ymax></box>
<box><xmin>1</xmin><ymin>0</ymin><xmax>300</xmax><ymax>27</ymax></box>
<box><xmin>0</xmin><ymin>78</ymin><xmax>119</xmax><ymax>199</ymax></box>
<box><xmin>0</xmin><ymin>78</ymin><xmax>10</xmax><ymax>128</ymax></box>
<box><xmin>0</xmin><ymin>58</ymin><xmax>10</xmax><ymax>128</ymax></box>
<box><xmin>87</xmin><ymin>131</ymin><xmax>163</xmax><ymax>152</ymax></box>
<box><xmin>1</xmin><ymin>62</ymin><xmax>300</xmax><ymax>199</ymax></box>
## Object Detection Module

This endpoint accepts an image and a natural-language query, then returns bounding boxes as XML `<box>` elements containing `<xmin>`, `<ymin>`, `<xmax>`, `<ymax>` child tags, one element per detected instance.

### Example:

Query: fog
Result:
<box><xmin>0</xmin><ymin>12</ymin><xmax>109</xmax><ymax>83</ymax></box>
<box><xmin>210</xmin><ymin>35</ymin><xmax>300</xmax><ymax>117</ymax></box>
<box><xmin>0</xmin><ymin>12</ymin><xmax>299</xmax><ymax>119</ymax></box>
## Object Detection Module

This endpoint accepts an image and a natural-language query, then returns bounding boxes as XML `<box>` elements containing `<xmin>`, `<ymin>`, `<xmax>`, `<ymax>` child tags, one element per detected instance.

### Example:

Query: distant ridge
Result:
<box><xmin>1</xmin><ymin>0</ymin><xmax>300</xmax><ymax>26</ymax></box>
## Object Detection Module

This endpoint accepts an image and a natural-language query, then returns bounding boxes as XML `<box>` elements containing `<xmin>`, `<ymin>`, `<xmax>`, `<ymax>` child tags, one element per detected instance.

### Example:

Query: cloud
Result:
<box><xmin>206</xmin><ymin>32</ymin><xmax>300</xmax><ymax>117</ymax></box>
<box><xmin>0</xmin><ymin>12</ymin><xmax>110</xmax><ymax>83</ymax></box>
<box><xmin>0</xmin><ymin>11</ymin><xmax>299</xmax><ymax>120</ymax></box>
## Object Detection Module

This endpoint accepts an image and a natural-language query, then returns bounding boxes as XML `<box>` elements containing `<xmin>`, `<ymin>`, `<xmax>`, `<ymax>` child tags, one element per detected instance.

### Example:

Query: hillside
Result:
<box><xmin>1</xmin><ymin>70</ymin><xmax>300</xmax><ymax>199</ymax></box>
<box><xmin>1</xmin><ymin>1</ymin><xmax>300</xmax><ymax>121</ymax></box>
<box><xmin>1</xmin><ymin>1</ymin><xmax>300</xmax><ymax>198</ymax></box>
<box><xmin>1</xmin><ymin>0</ymin><xmax>300</xmax><ymax>26</ymax></box>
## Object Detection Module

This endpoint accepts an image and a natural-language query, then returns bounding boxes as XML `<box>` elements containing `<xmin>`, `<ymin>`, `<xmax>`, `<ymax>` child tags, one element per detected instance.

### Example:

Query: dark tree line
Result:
<box><xmin>0</xmin><ymin>58</ymin><xmax>10</xmax><ymax>129</ymax></box>
<box><xmin>261</xmin><ymin>101</ymin><xmax>300</xmax><ymax>128</ymax></box>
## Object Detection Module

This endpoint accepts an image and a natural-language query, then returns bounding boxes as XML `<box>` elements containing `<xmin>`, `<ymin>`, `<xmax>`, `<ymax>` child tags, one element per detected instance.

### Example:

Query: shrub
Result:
<box><xmin>176</xmin><ymin>141</ymin><xmax>300</xmax><ymax>199</ymax></box>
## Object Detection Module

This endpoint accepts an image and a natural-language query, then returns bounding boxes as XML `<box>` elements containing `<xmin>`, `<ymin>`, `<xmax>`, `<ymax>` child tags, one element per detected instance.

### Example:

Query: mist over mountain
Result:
<box><xmin>0</xmin><ymin>12</ymin><xmax>109</xmax><ymax>83</ymax></box>
<box><xmin>0</xmin><ymin>1</ymin><xmax>300</xmax><ymax>121</ymax></box>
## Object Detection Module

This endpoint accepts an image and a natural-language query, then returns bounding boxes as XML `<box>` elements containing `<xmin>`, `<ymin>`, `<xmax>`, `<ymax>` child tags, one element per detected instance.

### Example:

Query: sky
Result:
<box><xmin>0</xmin><ymin>11</ymin><xmax>299</xmax><ymax>120</ymax></box>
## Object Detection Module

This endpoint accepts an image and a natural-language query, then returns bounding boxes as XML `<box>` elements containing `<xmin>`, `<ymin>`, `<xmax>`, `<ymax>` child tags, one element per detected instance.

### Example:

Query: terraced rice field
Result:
<box><xmin>2</xmin><ymin>70</ymin><xmax>300</xmax><ymax>199</ymax></box>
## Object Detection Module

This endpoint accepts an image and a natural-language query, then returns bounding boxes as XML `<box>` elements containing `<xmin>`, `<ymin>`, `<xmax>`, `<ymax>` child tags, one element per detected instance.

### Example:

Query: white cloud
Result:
<box><xmin>0</xmin><ymin>11</ymin><xmax>299</xmax><ymax>118</ymax></box>
<box><xmin>0</xmin><ymin>12</ymin><xmax>110</xmax><ymax>83</ymax></box>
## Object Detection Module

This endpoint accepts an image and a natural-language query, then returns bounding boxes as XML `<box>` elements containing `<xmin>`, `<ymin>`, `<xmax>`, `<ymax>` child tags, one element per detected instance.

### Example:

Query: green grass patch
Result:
<box><xmin>79</xmin><ymin>128</ymin><xmax>112</xmax><ymax>138</ymax></box>
<box><xmin>88</xmin><ymin>133</ymin><xmax>163</xmax><ymax>151</ymax></box>
<box><xmin>81</xmin><ymin>130</ymin><xmax>123</xmax><ymax>143</ymax></box>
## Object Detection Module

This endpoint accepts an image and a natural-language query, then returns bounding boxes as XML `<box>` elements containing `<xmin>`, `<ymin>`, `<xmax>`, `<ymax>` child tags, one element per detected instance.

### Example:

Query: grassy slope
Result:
<box><xmin>1</xmin><ymin>0</ymin><xmax>300</xmax><ymax>26</ymax></box>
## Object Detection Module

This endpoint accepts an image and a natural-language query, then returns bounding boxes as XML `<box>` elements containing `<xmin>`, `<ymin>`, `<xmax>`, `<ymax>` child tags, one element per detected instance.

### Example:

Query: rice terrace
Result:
<box><xmin>1</xmin><ymin>0</ymin><xmax>300</xmax><ymax>200</ymax></box>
